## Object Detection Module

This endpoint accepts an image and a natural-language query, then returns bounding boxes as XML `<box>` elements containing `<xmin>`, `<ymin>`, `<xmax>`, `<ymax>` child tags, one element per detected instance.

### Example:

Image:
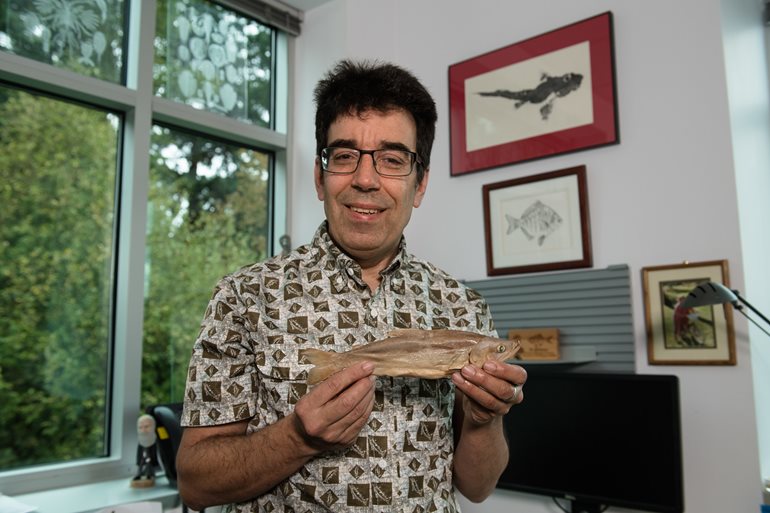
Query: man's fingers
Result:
<box><xmin>294</xmin><ymin>363</ymin><xmax>376</xmax><ymax>450</ymax></box>
<box><xmin>312</xmin><ymin>361</ymin><xmax>375</xmax><ymax>403</ymax></box>
<box><xmin>452</xmin><ymin>361</ymin><xmax>528</xmax><ymax>422</ymax></box>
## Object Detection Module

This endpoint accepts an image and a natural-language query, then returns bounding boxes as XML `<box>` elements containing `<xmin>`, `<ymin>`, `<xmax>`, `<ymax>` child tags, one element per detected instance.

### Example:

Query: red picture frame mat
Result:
<box><xmin>449</xmin><ymin>12</ymin><xmax>617</xmax><ymax>176</ymax></box>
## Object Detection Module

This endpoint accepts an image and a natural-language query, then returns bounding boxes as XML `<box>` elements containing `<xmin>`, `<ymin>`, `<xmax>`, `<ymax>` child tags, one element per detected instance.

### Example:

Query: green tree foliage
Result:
<box><xmin>0</xmin><ymin>93</ymin><xmax>271</xmax><ymax>471</ymax></box>
<box><xmin>140</xmin><ymin>126</ymin><xmax>270</xmax><ymax>408</ymax></box>
<box><xmin>0</xmin><ymin>87</ymin><xmax>118</xmax><ymax>469</ymax></box>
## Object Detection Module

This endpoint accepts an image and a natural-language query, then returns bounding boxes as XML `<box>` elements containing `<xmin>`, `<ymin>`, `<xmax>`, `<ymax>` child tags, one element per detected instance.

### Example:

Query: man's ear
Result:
<box><xmin>314</xmin><ymin>157</ymin><xmax>325</xmax><ymax>200</ymax></box>
<box><xmin>413</xmin><ymin>167</ymin><xmax>429</xmax><ymax>208</ymax></box>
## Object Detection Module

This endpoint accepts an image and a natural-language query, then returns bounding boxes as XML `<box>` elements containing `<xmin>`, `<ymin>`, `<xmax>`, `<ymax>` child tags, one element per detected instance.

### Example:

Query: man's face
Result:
<box><xmin>137</xmin><ymin>415</ymin><xmax>157</xmax><ymax>448</ymax></box>
<box><xmin>315</xmin><ymin>109</ymin><xmax>428</xmax><ymax>269</ymax></box>
<box><xmin>138</xmin><ymin>416</ymin><xmax>154</xmax><ymax>434</ymax></box>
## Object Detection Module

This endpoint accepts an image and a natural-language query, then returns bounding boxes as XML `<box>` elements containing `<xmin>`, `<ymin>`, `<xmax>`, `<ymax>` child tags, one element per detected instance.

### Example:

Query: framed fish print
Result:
<box><xmin>642</xmin><ymin>260</ymin><xmax>736</xmax><ymax>365</ymax></box>
<box><xmin>482</xmin><ymin>165</ymin><xmax>592</xmax><ymax>276</ymax></box>
<box><xmin>448</xmin><ymin>11</ymin><xmax>618</xmax><ymax>176</ymax></box>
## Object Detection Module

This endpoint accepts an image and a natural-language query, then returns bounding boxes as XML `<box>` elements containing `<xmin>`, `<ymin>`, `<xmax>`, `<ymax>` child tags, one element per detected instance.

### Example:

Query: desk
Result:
<box><xmin>12</xmin><ymin>476</ymin><xmax>179</xmax><ymax>513</ymax></box>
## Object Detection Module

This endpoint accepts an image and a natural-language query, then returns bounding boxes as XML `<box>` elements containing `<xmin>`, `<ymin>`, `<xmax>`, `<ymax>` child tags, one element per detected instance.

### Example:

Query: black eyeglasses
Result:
<box><xmin>320</xmin><ymin>146</ymin><xmax>421</xmax><ymax>177</ymax></box>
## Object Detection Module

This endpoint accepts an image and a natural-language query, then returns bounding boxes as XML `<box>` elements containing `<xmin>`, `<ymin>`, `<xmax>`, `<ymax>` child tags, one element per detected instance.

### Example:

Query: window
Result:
<box><xmin>153</xmin><ymin>0</ymin><xmax>273</xmax><ymax>126</ymax></box>
<box><xmin>142</xmin><ymin>125</ymin><xmax>272</xmax><ymax>407</ymax></box>
<box><xmin>0</xmin><ymin>0</ymin><xmax>126</xmax><ymax>82</ymax></box>
<box><xmin>0</xmin><ymin>85</ymin><xmax>120</xmax><ymax>470</ymax></box>
<box><xmin>0</xmin><ymin>0</ymin><xmax>289</xmax><ymax>494</ymax></box>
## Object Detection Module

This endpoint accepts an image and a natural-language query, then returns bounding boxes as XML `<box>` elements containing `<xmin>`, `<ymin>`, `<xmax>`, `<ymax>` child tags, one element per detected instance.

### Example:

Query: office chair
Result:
<box><xmin>145</xmin><ymin>403</ymin><xmax>204</xmax><ymax>513</ymax></box>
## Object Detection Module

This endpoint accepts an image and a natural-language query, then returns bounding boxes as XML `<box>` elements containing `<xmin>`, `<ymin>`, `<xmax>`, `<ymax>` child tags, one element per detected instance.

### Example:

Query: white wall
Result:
<box><xmin>721</xmin><ymin>0</ymin><xmax>770</xmax><ymax>486</ymax></box>
<box><xmin>290</xmin><ymin>1</ymin><xmax>768</xmax><ymax>511</ymax></box>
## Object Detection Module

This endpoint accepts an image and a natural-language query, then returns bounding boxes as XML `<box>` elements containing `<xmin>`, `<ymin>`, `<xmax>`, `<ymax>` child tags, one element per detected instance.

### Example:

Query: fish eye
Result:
<box><xmin>497</xmin><ymin>344</ymin><xmax>506</xmax><ymax>353</ymax></box>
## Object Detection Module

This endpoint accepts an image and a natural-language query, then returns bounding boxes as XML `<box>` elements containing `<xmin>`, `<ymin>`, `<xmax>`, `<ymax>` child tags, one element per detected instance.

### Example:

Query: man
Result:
<box><xmin>176</xmin><ymin>60</ymin><xmax>527</xmax><ymax>512</ymax></box>
<box><xmin>131</xmin><ymin>414</ymin><xmax>158</xmax><ymax>488</ymax></box>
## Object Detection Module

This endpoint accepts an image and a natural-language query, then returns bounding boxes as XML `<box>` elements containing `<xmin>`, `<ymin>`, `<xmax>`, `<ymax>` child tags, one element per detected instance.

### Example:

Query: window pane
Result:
<box><xmin>153</xmin><ymin>0</ymin><xmax>273</xmax><ymax>127</ymax></box>
<box><xmin>0</xmin><ymin>86</ymin><xmax>119</xmax><ymax>470</ymax></box>
<box><xmin>142</xmin><ymin>125</ymin><xmax>271</xmax><ymax>407</ymax></box>
<box><xmin>0</xmin><ymin>0</ymin><xmax>126</xmax><ymax>83</ymax></box>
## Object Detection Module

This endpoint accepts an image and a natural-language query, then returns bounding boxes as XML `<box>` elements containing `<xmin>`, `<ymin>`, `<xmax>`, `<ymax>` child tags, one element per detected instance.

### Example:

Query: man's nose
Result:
<box><xmin>351</xmin><ymin>153</ymin><xmax>381</xmax><ymax>190</ymax></box>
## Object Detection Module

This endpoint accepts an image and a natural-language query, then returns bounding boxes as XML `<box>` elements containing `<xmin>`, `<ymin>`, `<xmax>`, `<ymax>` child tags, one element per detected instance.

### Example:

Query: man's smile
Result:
<box><xmin>347</xmin><ymin>204</ymin><xmax>385</xmax><ymax>216</ymax></box>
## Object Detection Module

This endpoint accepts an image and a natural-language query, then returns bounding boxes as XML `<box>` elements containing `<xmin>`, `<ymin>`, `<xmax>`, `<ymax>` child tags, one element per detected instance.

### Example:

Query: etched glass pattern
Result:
<box><xmin>0</xmin><ymin>0</ymin><xmax>126</xmax><ymax>83</ymax></box>
<box><xmin>154</xmin><ymin>0</ymin><xmax>273</xmax><ymax>127</ymax></box>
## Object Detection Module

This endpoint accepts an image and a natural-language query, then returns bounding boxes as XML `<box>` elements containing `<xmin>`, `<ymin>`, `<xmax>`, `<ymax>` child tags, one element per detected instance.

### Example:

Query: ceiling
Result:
<box><xmin>275</xmin><ymin>0</ymin><xmax>332</xmax><ymax>13</ymax></box>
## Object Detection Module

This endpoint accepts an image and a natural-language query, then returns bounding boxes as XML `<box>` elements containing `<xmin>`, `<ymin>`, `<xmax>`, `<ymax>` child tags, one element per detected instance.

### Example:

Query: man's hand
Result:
<box><xmin>293</xmin><ymin>361</ymin><xmax>376</xmax><ymax>452</ymax></box>
<box><xmin>176</xmin><ymin>361</ymin><xmax>376</xmax><ymax>510</ymax></box>
<box><xmin>451</xmin><ymin>360</ymin><xmax>527</xmax><ymax>425</ymax></box>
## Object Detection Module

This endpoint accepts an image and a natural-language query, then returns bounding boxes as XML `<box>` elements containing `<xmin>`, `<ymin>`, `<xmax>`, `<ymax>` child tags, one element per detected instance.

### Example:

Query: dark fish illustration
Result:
<box><xmin>478</xmin><ymin>72</ymin><xmax>583</xmax><ymax>120</ymax></box>
<box><xmin>505</xmin><ymin>200</ymin><xmax>562</xmax><ymax>246</ymax></box>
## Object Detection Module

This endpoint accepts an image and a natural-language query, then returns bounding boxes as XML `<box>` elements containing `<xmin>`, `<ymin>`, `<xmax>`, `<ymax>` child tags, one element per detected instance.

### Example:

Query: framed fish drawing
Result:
<box><xmin>448</xmin><ymin>11</ymin><xmax>618</xmax><ymax>176</ymax></box>
<box><xmin>482</xmin><ymin>165</ymin><xmax>591</xmax><ymax>275</ymax></box>
<box><xmin>641</xmin><ymin>260</ymin><xmax>736</xmax><ymax>365</ymax></box>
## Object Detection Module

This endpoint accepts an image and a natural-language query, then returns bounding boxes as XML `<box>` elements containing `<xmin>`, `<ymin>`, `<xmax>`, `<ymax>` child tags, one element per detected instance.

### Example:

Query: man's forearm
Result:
<box><xmin>452</xmin><ymin>415</ymin><xmax>509</xmax><ymax>502</ymax></box>
<box><xmin>177</xmin><ymin>414</ymin><xmax>318</xmax><ymax>510</ymax></box>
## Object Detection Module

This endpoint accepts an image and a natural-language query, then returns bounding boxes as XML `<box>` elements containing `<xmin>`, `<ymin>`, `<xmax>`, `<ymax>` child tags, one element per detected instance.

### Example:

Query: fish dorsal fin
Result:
<box><xmin>386</xmin><ymin>329</ymin><xmax>466</xmax><ymax>342</ymax></box>
<box><xmin>386</xmin><ymin>328</ymin><xmax>427</xmax><ymax>338</ymax></box>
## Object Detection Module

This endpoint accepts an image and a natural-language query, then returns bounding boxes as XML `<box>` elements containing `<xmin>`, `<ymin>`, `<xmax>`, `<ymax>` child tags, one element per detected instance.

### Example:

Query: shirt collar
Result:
<box><xmin>310</xmin><ymin>221</ymin><xmax>408</xmax><ymax>278</ymax></box>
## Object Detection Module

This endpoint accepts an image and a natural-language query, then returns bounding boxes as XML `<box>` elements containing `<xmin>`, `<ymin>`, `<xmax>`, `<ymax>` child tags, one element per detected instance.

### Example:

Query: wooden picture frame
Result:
<box><xmin>642</xmin><ymin>260</ymin><xmax>736</xmax><ymax>365</ymax></box>
<box><xmin>482</xmin><ymin>165</ymin><xmax>592</xmax><ymax>276</ymax></box>
<box><xmin>448</xmin><ymin>11</ymin><xmax>618</xmax><ymax>176</ymax></box>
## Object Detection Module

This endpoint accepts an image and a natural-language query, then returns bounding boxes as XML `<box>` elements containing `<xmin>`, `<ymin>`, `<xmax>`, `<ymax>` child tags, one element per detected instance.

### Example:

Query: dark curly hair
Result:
<box><xmin>313</xmin><ymin>59</ymin><xmax>437</xmax><ymax>184</ymax></box>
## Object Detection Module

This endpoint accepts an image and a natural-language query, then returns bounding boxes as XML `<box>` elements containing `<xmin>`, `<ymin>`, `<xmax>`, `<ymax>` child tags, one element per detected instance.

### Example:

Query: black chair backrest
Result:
<box><xmin>146</xmin><ymin>403</ymin><xmax>184</xmax><ymax>487</ymax></box>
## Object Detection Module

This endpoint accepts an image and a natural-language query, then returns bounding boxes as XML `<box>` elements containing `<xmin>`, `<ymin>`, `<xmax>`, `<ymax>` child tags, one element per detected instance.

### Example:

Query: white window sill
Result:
<box><xmin>10</xmin><ymin>476</ymin><xmax>179</xmax><ymax>513</ymax></box>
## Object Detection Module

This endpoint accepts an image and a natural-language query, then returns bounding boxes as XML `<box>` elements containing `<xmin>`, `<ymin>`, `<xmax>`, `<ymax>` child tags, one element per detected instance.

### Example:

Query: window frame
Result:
<box><xmin>0</xmin><ymin>0</ymin><xmax>289</xmax><ymax>494</ymax></box>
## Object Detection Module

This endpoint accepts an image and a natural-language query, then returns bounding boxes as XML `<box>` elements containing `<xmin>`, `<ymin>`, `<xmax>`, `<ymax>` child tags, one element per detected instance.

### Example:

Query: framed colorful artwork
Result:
<box><xmin>448</xmin><ymin>11</ymin><xmax>618</xmax><ymax>176</ymax></box>
<box><xmin>482</xmin><ymin>165</ymin><xmax>592</xmax><ymax>276</ymax></box>
<box><xmin>642</xmin><ymin>260</ymin><xmax>736</xmax><ymax>365</ymax></box>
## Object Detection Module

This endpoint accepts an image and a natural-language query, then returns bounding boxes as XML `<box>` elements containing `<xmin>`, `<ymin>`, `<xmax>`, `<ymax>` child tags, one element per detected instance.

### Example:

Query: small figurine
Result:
<box><xmin>279</xmin><ymin>233</ymin><xmax>292</xmax><ymax>257</ymax></box>
<box><xmin>131</xmin><ymin>413</ymin><xmax>158</xmax><ymax>488</ymax></box>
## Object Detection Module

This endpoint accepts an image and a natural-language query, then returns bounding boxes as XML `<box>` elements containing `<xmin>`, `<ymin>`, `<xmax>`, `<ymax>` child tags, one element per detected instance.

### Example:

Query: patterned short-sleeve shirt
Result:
<box><xmin>183</xmin><ymin>223</ymin><xmax>496</xmax><ymax>513</ymax></box>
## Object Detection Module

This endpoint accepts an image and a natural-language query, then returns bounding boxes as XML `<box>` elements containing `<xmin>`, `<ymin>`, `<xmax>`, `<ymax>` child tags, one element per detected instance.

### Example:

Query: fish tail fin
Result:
<box><xmin>505</xmin><ymin>214</ymin><xmax>520</xmax><ymax>235</ymax></box>
<box><xmin>308</xmin><ymin>366</ymin><xmax>335</xmax><ymax>385</ymax></box>
<box><xmin>304</xmin><ymin>348</ymin><xmax>338</xmax><ymax>385</ymax></box>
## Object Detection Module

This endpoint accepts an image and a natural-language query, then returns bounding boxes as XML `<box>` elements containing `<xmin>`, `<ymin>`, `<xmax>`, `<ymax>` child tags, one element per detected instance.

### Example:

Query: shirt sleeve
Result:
<box><xmin>181</xmin><ymin>275</ymin><xmax>258</xmax><ymax>427</ymax></box>
<box><xmin>463</xmin><ymin>284</ymin><xmax>498</xmax><ymax>338</ymax></box>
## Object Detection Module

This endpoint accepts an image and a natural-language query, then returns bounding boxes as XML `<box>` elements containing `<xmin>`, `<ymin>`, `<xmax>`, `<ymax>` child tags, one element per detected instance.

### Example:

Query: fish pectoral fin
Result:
<box><xmin>303</xmin><ymin>348</ymin><xmax>337</xmax><ymax>385</ymax></box>
<box><xmin>540</xmin><ymin>101</ymin><xmax>554</xmax><ymax>120</ymax></box>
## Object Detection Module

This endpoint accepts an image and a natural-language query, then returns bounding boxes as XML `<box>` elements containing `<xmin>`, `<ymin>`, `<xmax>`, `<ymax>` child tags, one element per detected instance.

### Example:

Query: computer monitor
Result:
<box><xmin>497</xmin><ymin>371</ymin><xmax>683</xmax><ymax>513</ymax></box>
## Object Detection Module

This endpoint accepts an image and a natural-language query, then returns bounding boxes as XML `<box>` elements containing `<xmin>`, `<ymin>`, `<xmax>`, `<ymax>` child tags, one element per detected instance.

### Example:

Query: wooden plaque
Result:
<box><xmin>509</xmin><ymin>328</ymin><xmax>560</xmax><ymax>360</ymax></box>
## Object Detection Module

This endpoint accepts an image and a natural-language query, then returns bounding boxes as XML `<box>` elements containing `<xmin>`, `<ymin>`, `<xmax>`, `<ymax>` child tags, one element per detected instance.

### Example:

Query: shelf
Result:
<box><xmin>516</xmin><ymin>345</ymin><xmax>597</xmax><ymax>365</ymax></box>
<box><xmin>11</xmin><ymin>476</ymin><xmax>179</xmax><ymax>513</ymax></box>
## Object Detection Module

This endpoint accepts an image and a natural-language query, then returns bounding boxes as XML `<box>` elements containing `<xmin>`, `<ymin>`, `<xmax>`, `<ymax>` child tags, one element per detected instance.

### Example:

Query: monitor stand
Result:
<box><xmin>570</xmin><ymin>499</ymin><xmax>604</xmax><ymax>513</ymax></box>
